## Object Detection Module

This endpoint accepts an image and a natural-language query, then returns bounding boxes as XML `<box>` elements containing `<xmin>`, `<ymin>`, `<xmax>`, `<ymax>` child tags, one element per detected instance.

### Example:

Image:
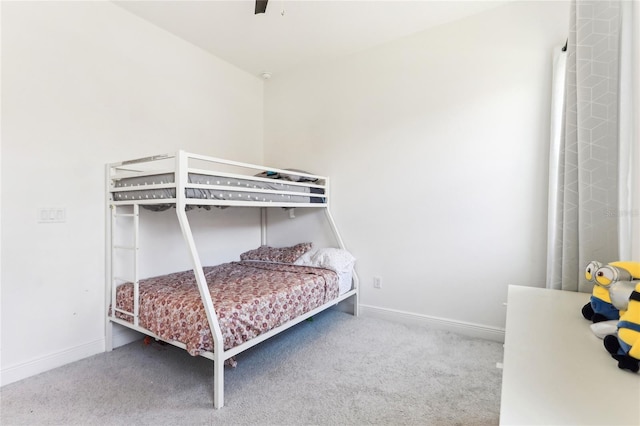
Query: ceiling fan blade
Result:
<box><xmin>255</xmin><ymin>0</ymin><xmax>268</xmax><ymax>14</ymax></box>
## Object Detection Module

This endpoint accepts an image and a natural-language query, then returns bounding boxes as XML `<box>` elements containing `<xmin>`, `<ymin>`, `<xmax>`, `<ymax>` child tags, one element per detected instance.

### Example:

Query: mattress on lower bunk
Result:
<box><xmin>114</xmin><ymin>261</ymin><xmax>339</xmax><ymax>356</ymax></box>
<box><xmin>112</xmin><ymin>173</ymin><xmax>326</xmax><ymax>204</ymax></box>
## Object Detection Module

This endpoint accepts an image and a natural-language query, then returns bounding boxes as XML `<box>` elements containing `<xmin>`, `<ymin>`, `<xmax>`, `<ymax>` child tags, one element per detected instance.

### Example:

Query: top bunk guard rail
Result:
<box><xmin>107</xmin><ymin>150</ymin><xmax>329</xmax><ymax>209</ymax></box>
<box><xmin>119</xmin><ymin>153</ymin><xmax>173</xmax><ymax>166</ymax></box>
<box><xmin>108</xmin><ymin>151</ymin><xmax>328</xmax><ymax>181</ymax></box>
<box><xmin>184</xmin><ymin>151</ymin><xmax>328</xmax><ymax>181</ymax></box>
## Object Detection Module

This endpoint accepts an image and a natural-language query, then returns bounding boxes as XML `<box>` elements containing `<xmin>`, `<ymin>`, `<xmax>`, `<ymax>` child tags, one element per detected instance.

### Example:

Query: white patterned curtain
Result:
<box><xmin>547</xmin><ymin>0</ymin><xmax>624</xmax><ymax>292</ymax></box>
<box><xmin>618</xmin><ymin>0</ymin><xmax>640</xmax><ymax>261</ymax></box>
<box><xmin>546</xmin><ymin>45</ymin><xmax>568</xmax><ymax>289</ymax></box>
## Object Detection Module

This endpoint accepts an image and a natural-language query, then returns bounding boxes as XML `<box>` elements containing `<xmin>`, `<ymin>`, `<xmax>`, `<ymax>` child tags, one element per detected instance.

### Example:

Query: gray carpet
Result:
<box><xmin>0</xmin><ymin>310</ymin><xmax>503</xmax><ymax>425</ymax></box>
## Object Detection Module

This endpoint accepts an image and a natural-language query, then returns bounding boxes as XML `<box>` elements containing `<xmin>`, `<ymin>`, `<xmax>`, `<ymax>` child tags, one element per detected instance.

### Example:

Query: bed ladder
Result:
<box><xmin>108</xmin><ymin>204</ymin><xmax>141</xmax><ymax>328</ymax></box>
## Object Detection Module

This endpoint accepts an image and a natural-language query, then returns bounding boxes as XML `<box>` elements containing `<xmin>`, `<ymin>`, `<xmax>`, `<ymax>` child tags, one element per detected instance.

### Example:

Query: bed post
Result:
<box><xmin>175</xmin><ymin>151</ymin><xmax>226</xmax><ymax>408</ymax></box>
<box><xmin>260</xmin><ymin>207</ymin><xmax>267</xmax><ymax>245</ymax></box>
<box><xmin>324</xmin><ymin>208</ymin><xmax>359</xmax><ymax>317</ymax></box>
<box><xmin>323</xmin><ymin>178</ymin><xmax>358</xmax><ymax>316</ymax></box>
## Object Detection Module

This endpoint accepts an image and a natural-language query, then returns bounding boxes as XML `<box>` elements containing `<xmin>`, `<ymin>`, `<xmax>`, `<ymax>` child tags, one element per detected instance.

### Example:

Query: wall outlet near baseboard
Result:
<box><xmin>373</xmin><ymin>276</ymin><xmax>382</xmax><ymax>289</ymax></box>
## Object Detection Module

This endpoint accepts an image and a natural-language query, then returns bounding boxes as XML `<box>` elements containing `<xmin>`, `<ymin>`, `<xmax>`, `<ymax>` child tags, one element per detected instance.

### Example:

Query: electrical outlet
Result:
<box><xmin>373</xmin><ymin>276</ymin><xmax>382</xmax><ymax>289</ymax></box>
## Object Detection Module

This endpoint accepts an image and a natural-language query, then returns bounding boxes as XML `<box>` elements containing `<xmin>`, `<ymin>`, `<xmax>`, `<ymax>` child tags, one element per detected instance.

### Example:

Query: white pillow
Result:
<box><xmin>295</xmin><ymin>247</ymin><xmax>355</xmax><ymax>273</ymax></box>
<box><xmin>295</xmin><ymin>248</ymin><xmax>356</xmax><ymax>295</ymax></box>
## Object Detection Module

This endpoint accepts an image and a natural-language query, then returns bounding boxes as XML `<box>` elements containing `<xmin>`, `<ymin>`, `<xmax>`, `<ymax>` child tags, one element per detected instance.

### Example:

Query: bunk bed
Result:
<box><xmin>105</xmin><ymin>151</ymin><xmax>359</xmax><ymax>409</ymax></box>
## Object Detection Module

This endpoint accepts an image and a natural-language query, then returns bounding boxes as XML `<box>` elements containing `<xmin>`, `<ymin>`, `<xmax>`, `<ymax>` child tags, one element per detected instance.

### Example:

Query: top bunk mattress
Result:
<box><xmin>112</xmin><ymin>173</ymin><xmax>326</xmax><ymax>205</ymax></box>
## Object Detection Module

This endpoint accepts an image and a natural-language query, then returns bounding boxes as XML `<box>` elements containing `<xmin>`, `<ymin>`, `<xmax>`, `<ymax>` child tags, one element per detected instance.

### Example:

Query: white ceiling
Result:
<box><xmin>114</xmin><ymin>0</ymin><xmax>508</xmax><ymax>78</ymax></box>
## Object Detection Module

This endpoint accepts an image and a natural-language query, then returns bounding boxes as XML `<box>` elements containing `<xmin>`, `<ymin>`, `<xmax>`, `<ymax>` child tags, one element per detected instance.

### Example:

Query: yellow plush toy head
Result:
<box><xmin>595</xmin><ymin>261</ymin><xmax>640</xmax><ymax>287</ymax></box>
<box><xmin>585</xmin><ymin>261</ymin><xmax>603</xmax><ymax>282</ymax></box>
<box><xmin>595</xmin><ymin>265</ymin><xmax>630</xmax><ymax>286</ymax></box>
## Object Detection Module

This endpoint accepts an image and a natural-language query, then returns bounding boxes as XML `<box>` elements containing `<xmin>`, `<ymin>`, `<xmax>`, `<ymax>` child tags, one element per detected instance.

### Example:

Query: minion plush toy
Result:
<box><xmin>582</xmin><ymin>261</ymin><xmax>608</xmax><ymax>322</ymax></box>
<box><xmin>582</xmin><ymin>261</ymin><xmax>640</xmax><ymax>322</ymax></box>
<box><xmin>603</xmin><ymin>282</ymin><xmax>640</xmax><ymax>373</ymax></box>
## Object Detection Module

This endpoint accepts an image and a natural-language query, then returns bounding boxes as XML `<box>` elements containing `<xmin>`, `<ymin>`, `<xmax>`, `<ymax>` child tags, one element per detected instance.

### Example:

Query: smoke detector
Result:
<box><xmin>261</xmin><ymin>71</ymin><xmax>272</xmax><ymax>80</ymax></box>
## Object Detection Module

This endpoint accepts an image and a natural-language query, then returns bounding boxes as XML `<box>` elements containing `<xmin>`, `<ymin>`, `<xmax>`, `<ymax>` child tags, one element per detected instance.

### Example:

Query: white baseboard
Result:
<box><xmin>1</xmin><ymin>325</ymin><xmax>144</xmax><ymax>387</ymax></box>
<box><xmin>359</xmin><ymin>304</ymin><xmax>505</xmax><ymax>343</ymax></box>
<box><xmin>0</xmin><ymin>338</ymin><xmax>104</xmax><ymax>387</ymax></box>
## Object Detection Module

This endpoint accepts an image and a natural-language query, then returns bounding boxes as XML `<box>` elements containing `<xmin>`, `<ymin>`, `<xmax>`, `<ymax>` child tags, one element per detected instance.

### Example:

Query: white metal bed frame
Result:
<box><xmin>105</xmin><ymin>150</ymin><xmax>359</xmax><ymax>409</ymax></box>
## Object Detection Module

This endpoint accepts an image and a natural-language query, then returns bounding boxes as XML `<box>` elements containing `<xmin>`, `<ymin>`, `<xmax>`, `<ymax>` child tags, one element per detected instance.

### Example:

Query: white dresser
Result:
<box><xmin>500</xmin><ymin>285</ymin><xmax>640</xmax><ymax>425</ymax></box>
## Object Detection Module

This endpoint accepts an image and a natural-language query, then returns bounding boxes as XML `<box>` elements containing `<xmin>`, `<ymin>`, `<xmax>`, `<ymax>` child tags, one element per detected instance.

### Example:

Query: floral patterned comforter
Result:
<box><xmin>114</xmin><ymin>261</ymin><xmax>339</xmax><ymax>356</ymax></box>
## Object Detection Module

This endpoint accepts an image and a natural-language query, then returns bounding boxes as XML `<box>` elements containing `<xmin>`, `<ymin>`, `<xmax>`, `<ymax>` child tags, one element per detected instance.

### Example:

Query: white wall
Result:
<box><xmin>1</xmin><ymin>1</ymin><xmax>264</xmax><ymax>385</ymax></box>
<box><xmin>264</xmin><ymin>1</ymin><xmax>570</xmax><ymax>336</ymax></box>
<box><xmin>0</xmin><ymin>0</ymin><xmax>572</xmax><ymax>386</ymax></box>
